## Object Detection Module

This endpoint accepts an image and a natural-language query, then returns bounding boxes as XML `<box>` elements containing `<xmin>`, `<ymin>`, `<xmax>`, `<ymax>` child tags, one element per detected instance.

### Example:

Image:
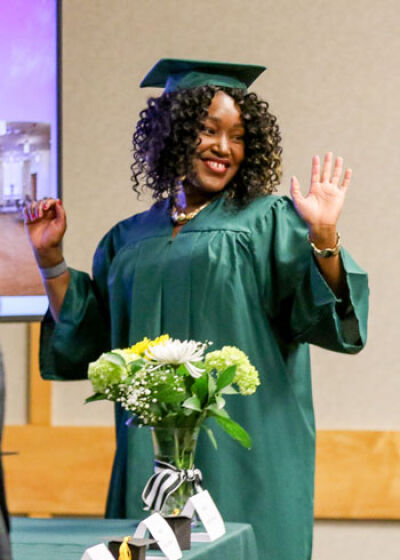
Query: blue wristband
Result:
<box><xmin>40</xmin><ymin>259</ymin><xmax>68</xmax><ymax>279</ymax></box>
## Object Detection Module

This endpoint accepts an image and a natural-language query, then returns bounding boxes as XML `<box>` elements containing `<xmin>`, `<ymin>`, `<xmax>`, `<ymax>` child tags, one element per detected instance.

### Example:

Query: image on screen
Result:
<box><xmin>0</xmin><ymin>0</ymin><xmax>60</xmax><ymax>320</ymax></box>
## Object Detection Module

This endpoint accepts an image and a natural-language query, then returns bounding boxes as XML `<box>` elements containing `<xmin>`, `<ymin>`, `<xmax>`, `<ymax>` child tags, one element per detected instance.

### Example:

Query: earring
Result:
<box><xmin>175</xmin><ymin>175</ymin><xmax>186</xmax><ymax>191</ymax></box>
<box><xmin>174</xmin><ymin>176</ymin><xmax>187</xmax><ymax>207</ymax></box>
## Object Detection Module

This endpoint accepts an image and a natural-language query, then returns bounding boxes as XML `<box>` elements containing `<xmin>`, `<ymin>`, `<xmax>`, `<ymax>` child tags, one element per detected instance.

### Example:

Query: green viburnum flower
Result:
<box><xmin>88</xmin><ymin>351</ymin><xmax>129</xmax><ymax>394</ymax></box>
<box><xmin>113</xmin><ymin>348</ymin><xmax>141</xmax><ymax>364</ymax></box>
<box><xmin>205</xmin><ymin>346</ymin><xmax>260</xmax><ymax>395</ymax></box>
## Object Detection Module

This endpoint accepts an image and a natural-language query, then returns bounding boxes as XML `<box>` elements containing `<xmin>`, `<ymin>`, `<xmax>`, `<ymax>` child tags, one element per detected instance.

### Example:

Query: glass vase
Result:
<box><xmin>150</xmin><ymin>426</ymin><xmax>199</xmax><ymax>516</ymax></box>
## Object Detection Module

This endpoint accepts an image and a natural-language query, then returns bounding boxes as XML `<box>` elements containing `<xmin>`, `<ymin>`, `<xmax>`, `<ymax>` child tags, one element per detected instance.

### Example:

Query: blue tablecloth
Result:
<box><xmin>11</xmin><ymin>517</ymin><xmax>258</xmax><ymax>560</ymax></box>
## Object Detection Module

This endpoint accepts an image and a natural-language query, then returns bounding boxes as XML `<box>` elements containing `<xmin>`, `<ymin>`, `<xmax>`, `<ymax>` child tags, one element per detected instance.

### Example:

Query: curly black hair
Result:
<box><xmin>131</xmin><ymin>86</ymin><xmax>282</xmax><ymax>207</ymax></box>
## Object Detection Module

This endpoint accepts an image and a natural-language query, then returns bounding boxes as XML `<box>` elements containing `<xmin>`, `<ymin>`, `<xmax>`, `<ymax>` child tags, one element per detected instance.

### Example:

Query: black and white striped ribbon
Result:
<box><xmin>142</xmin><ymin>460</ymin><xmax>203</xmax><ymax>512</ymax></box>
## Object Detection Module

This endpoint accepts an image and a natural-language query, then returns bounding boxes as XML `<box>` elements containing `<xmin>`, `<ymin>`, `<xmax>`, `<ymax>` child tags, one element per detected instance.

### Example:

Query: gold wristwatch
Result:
<box><xmin>309</xmin><ymin>232</ymin><xmax>341</xmax><ymax>258</ymax></box>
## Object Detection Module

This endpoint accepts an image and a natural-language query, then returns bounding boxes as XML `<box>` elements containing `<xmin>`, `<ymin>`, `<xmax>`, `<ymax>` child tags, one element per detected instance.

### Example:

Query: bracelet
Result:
<box><xmin>309</xmin><ymin>232</ymin><xmax>341</xmax><ymax>258</ymax></box>
<box><xmin>40</xmin><ymin>259</ymin><xmax>68</xmax><ymax>279</ymax></box>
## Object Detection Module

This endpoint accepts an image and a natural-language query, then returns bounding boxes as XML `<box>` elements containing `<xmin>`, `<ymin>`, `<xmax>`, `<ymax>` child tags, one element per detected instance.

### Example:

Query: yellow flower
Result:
<box><xmin>129</xmin><ymin>334</ymin><xmax>170</xmax><ymax>356</ymax></box>
<box><xmin>149</xmin><ymin>334</ymin><xmax>170</xmax><ymax>347</ymax></box>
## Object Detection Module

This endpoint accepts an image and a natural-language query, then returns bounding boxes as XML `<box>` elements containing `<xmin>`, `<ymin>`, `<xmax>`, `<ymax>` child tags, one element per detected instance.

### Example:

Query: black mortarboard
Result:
<box><xmin>140</xmin><ymin>58</ymin><xmax>266</xmax><ymax>93</ymax></box>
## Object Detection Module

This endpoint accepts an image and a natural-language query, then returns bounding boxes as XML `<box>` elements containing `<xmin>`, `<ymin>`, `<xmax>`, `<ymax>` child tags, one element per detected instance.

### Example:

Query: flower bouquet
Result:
<box><xmin>87</xmin><ymin>335</ymin><xmax>259</xmax><ymax>517</ymax></box>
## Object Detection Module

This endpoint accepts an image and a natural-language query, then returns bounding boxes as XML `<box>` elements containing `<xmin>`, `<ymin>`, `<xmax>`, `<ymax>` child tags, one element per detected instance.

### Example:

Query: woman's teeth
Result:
<box><xmin>205</xmin><ymin>160</ymin><xmax>227</xmax><ymax>172</ymax></box>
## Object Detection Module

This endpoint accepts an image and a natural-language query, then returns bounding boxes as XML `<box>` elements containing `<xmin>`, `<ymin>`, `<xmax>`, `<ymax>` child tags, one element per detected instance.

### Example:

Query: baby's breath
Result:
<box><xmin>118</xmin><ymin>364</ymin><xmax>186</xmax><ymax>425</ymax></box>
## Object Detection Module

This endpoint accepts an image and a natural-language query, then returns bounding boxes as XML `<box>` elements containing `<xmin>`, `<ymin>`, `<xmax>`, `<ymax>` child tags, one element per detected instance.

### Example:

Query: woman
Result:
<box><xmin>25</xmin><ymin>59</ymin><xmax>368</xmax><ymax>560</ymax></box>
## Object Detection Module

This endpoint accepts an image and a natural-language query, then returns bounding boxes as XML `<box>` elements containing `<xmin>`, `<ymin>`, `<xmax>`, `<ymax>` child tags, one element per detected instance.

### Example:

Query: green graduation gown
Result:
<box><xmin>40</xmin><ymin>194</ymin><xmax>369</xmax><ymax>560</ymax></box>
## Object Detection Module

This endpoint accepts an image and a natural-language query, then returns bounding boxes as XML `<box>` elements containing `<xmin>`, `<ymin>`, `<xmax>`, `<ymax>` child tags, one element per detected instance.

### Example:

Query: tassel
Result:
<box><xmin>118</xmin><ymin>536</ymin><xmax>132</xmax><ymax>560</ymax></box>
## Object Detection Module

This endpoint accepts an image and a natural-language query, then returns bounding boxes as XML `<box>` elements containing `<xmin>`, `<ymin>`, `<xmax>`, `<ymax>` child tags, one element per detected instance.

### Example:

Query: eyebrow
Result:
<box><xmin>206</xmin><ymin>116</ymin><xmax>244</xmax><ymax>128</ymax></box>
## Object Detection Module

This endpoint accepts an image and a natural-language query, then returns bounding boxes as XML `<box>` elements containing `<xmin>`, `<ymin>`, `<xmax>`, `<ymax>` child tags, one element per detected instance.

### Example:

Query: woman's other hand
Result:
<box><xmin>24</xmin><ymin>198</ymin><xmax>67</xmax><ymax>267</ymax></box>
<box><xmin>290</xmin><ymin>152</ymin><xmax>352</xmax><ymax>230</ymax></box>
<box><xmin>290</xmin><ymin>152</ymin><xmax>352</xmax><ymax>297</ymax></box>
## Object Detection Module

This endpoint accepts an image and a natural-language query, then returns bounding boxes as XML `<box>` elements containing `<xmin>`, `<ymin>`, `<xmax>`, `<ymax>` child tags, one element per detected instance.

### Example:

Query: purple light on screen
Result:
<box><xmin>0</xmin><ymin>0</ymin><xmax>56</xmax><ymax>123</ymax></box>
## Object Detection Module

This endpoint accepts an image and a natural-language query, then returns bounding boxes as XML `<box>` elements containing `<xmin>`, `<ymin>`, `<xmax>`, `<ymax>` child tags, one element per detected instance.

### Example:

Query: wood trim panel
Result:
<box><xmin>3</xmin><ymin>425</ymin><xmax>114</xmax><ymax>516</ymax></box>
<box><xmin>314</xmin><ymin>430</ymin><xmax>400</xmax><ymax>519</ymax></box>
<box><xmin>3</xmin><ymin>426</ymin><xmax>400</xmax><ymax>518</ymax></box>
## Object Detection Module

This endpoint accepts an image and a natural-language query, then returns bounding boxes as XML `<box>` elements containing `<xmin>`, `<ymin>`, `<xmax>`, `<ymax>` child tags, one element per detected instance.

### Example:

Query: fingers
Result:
<box><xmin>331</xmin><ymin>157</ymin><xmax>344</xmax><ymax>185</ymax></box>
<box><xmin>290</xmin><ymin>176</ymin><xmax>305</xmax><ymax>204</ymax></box>
<box><xmin>310</xmin><ymin>155</ymin><xmax>320</xmax><ymax>185</ymax></box>
<box><xmin>340</xmin><ymin>168</ymin><xmax>352</xmax><ymax>190</ymax></box>
<box><xmin>25</xmin><ymin>201</ymin><xmax>39</xmax><ymax>223</ymax></box>
<box><xmin>321</xmin><ymin>152</ymin><xmax>333</xmax><ymax>183</ymax></box>
<box><xmin>53</xmin><ymin>198</ymin><xmax>66</xmax><ymax>225</ymax></box>
<box><xmin>23</xmin><ymin>198</ymin><xmax>62</xmax><ymax>224</ymax></box>
<box><xmin>37</xmin><ymin>198</ymin><xmax>50</xmax><ymax>218</ymax></box>
<box><xmin>23</xmin><ymin>206</ymin><xmax>31</xmax><ymax>223</ymax></box>
<box><xmin>313</xmin><ymin>153</ymin><xmax>350</xmax><ymax>188</ymax></box>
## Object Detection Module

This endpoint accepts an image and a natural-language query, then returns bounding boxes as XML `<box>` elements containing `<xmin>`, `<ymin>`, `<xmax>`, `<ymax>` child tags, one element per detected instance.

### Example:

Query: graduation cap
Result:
<box><xmin>107</xmin><ymin>536</ymin><xmax>155</xmax><ymax>560</ymax></box>
<box><xmin>140</xmin><ymin>58</ymin><xmax>266</xmax><ymax>93</ymax></box>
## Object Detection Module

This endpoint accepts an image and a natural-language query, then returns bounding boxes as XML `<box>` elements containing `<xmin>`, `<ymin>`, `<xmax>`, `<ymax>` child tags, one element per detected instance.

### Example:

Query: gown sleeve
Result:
<box><xmin>252</xmin><ymin>196</ymin><xmax>369</xmax><ymax>353</ymax></box>
<box><xmin>39</xmin><ymin>228</ymin><xmax>115</xmax><ymax>381</ymax></box>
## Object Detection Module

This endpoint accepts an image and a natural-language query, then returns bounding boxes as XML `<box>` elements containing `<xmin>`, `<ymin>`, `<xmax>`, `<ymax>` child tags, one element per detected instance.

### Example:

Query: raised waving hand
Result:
<box><xmin>290</xmin><ymin>152</ymin><xmax>353</xmax><ymax>298</ymax></box>
<box><xmin>290</xmin><ymin>152</ymin><xmax>352</xmax><ymax>229</ymax></box>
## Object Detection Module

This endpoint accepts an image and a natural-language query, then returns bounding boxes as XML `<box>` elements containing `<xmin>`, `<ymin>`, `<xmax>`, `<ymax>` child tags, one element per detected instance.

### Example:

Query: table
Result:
<box><xmin>11</xmin><ymin>517</ymin><xmax>258</xmax><ymax>560</ymax></box>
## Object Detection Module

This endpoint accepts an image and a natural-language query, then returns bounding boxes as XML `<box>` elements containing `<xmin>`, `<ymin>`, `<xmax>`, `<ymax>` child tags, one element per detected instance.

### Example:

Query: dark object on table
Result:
<box><xmin>108</xmin><ymin>537</ymin><xmax>154</xmax><ymax>560</ymax></box>
<box><xmin>149</xmin><ymin>515</ymin><xmax>192</xmax><ymax>551</ymax></box>
<box><xmin>0</xmin><ymin>349</ymin><xmax>12</xmax><ymax>560</ymax></box>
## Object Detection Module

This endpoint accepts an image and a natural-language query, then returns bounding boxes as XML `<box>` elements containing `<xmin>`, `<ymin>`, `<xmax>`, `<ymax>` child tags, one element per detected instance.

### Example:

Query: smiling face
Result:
<box><xmin>186</xmin><ymin>91</ymin><xmax>245</xmax><ymax>202</ymax></box>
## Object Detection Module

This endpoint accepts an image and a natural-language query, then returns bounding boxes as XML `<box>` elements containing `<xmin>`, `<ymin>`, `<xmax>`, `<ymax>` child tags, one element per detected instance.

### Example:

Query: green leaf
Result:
<box><xmin>215</xmin><ymin>395</ymin><xmax>226</xmax><ymax>409</ymax></box>
<box><xmin>155</xmin><ymin>384</ymin><xmax>187</xmax><ymax>403</ymax></box>
<box><xmin>104</xmin><ymin>352</ymin><xmax>126</xmax><ymax>367</ymax></box>
<box><xmin>201</xmin><ymin>425</ymin><xmax>218</xmax><ymax>450</ymax></box>
<box><xmin>182</xmin><ymin>396</ymin><xmax>202</xmax><ymax>412</ymax></box>
<box><xmin>85</xmin><ymin>393</ymin><xmax>108</xmax><ymax>403</ymax></box>
<box><xmin>184</xmin><ymin>375</ymin><xmax>195</xmax><ymax>393</ymax></box>
<box><xmin>128</xmin><ymin>359</ymin><xmax>145</xmax><ymax>374</ymax></box>
<box><xmin>119</xmin><ymin>375</ymin><xmax>134</xmax><ymax>385</ymax></box>
<box><xmin>215</xmin><ymin>416</ymin><xmax>252</xmax><ymax>449</ymax></box>
<box><xmin>220</xmin><ymin>385</ymin><xmax>238</xmax><ymax>395</ymax></box>
<box><xmin>149</xmin><ymin>402</ymin><xmax>162</xmax><ymax>416</ymax></box>
<box><xmin>191</xmin><ymin>375</ymin><xmax>208</xmax><ymax>404</ymax></box>
<box><xmin>216</xmin><ymin>365</ymin><xmax>237</xmax><ymax>392</ymax></box>
<box><xmin>207</xmin><ymin>372</ymin><xmax>217</xmax><ymax>401</ymax></box>
<box><xmin>206</xmin><ymin>404</ymin><xmax>229</xmax><ymax>419</ymax></box>
<box><xmin>176</xmin><ymin>364</ymin><xmax>189</xmax><ymax>376</ymax></box>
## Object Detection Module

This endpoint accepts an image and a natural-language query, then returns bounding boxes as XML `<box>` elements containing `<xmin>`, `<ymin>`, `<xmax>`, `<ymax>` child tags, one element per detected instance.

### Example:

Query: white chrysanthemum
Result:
<box><xmin>145</xmin><ymin>338</ymin><xmax>206</xmax><ymax>378</ymax></box>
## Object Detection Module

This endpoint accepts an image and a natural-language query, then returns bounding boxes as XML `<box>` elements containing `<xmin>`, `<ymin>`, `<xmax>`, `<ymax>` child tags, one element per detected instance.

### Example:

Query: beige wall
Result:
<box><xmin>1</xmin><ymin>0</ymin><xmax>399</xmax><ymax>555</ymax></box>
